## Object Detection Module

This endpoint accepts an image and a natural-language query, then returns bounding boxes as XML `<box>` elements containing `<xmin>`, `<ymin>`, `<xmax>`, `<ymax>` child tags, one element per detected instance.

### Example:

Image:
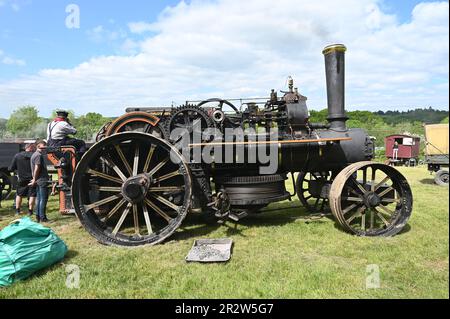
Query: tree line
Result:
<box><xmin>0</xmin><ymin>106</ymin><xmax>113</xmax><ymax>142</ymax></box>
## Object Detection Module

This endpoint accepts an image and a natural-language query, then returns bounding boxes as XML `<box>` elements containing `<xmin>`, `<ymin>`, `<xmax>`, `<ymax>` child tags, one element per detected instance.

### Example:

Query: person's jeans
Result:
<box><xmin>36</xmin><ymin>185</ymin><xmax>49</xmax><ymax>220</ymax></box>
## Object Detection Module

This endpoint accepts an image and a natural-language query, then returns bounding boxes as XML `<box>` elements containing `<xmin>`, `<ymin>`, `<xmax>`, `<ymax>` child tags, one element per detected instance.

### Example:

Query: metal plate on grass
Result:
<box><xmin>185</xmin><ymin>238</ymin><xmax>233</xmax><ymax>263</ymax></box>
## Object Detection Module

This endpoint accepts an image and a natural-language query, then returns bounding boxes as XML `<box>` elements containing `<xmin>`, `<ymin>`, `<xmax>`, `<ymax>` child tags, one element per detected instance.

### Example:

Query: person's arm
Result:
<box><xmin>29</xmin><ymin>156</ymin><xmax>41</xmax><ymax>186</ymax></box>
<box><xmin>29</xmin><ymin>164</ymin><xmax>40</xmax><ymax>186</ymax></box>
<box><xmin>61</xmin><ymin>121</ymin><xmax>77</xmax><ymax>135</ymax></box>
<box><xmin>8</xmin><ymin>155</ymin><xmax>17</xmax><ymax>172</ymax></box>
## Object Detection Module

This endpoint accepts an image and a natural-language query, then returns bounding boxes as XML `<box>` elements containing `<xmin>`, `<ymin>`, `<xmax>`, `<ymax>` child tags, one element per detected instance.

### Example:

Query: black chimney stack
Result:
<box><xmin>323</xmin><ymin>44</ymin><xmax>348</xmax><ymax>131</ymax></box>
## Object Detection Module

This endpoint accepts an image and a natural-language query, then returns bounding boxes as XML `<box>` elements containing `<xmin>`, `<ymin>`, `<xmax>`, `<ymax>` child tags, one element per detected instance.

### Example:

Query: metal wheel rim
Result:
<box><xmin>106</xmin><ymin>112</ymin><xmax>166</xmax><ymax>139</ymax></box>
<box><xmin>72</xmin><ymin>132</ymin><xmax>192</xmax><ymax>246</ymax></box>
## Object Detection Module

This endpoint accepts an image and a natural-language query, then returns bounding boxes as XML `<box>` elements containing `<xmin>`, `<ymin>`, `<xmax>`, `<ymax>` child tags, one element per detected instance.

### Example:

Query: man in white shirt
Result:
<box><xmin>47</xmin><ymin>110</ymin><xmax>86</xmax><ymax>154</ymax></box>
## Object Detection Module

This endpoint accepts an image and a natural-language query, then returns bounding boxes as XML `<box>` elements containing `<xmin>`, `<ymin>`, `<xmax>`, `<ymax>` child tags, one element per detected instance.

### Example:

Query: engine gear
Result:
<box><xmin>166</xmin><ymin>104</ymin><xmax>216</xmax><ymax>144</ymax></box>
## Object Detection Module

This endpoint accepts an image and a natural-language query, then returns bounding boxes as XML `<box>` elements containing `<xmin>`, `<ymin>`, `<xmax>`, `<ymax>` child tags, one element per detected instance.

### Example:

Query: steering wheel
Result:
<box><xmin>197</xmin><ymin>98</ymin><xmax>241</xmax><ymax>115</ymax></box>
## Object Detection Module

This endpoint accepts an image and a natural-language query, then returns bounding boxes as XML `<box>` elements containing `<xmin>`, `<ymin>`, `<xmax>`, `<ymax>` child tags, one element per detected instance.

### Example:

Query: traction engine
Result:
<box><xmin>51</xmin><ymin>44</ymin><xmax>413</xmax><ymax>246</ymax></box>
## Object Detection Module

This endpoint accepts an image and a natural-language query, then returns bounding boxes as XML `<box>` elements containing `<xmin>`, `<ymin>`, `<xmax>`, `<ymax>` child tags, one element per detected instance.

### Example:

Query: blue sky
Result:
<box><xmin>0</xmin><ymin>0</ymin><xmax>448</xmax><ymax>117</ymax></box>
<box><xmin>0</xmin><ymin>1</ymin><xmax>179</xmax><ymax>78</ymax></box>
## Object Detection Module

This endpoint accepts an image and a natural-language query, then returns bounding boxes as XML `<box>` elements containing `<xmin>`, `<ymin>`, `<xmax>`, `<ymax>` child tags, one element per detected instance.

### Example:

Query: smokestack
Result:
<box><xmin>323</xmin><ymin>44</ymin><xmax>348</xmax><ymax>131</ymax></box>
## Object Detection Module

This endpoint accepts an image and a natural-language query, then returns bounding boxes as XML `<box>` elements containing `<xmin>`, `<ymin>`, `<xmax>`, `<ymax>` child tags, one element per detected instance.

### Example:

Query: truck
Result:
<box><xmin>424</xmin><ymin>124</ymin><xmax>449</xmax><ymax>186</ymax></box>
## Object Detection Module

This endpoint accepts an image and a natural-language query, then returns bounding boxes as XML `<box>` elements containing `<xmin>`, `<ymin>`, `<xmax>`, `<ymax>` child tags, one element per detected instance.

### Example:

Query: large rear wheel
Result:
<box><xmin>72</xmin><ymin>132</ymin><xmax>192</xmax><ymax>246</ymax></box>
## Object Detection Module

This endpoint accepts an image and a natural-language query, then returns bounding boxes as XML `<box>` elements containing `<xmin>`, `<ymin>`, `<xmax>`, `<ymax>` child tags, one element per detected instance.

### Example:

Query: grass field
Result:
<box><xmin>0</xmin><ymin>166</ymin><xmax>448</xmax><ymax>299</ymax></box>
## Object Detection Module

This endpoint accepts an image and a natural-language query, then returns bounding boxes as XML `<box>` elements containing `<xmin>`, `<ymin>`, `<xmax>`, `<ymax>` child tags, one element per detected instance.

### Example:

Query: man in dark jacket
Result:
<box><xmin>9</xmin><ymin>143</ymin><xmax>37</xmax><ymax>216</ymax></box>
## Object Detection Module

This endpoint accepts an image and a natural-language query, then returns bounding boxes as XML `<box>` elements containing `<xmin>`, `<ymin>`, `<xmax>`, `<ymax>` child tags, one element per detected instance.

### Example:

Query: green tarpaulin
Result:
<box><xmin>0</xmin><ymin>218</ymin><xmax>67</xmax><ymax>287</ymax></box>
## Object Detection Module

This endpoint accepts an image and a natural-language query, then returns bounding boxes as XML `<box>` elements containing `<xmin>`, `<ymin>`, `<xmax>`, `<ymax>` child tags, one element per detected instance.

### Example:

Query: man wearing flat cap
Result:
<box><xmin>46</xmin><ymin>109</ymin><xmax>86</xmax><ymax>154</ymax></box>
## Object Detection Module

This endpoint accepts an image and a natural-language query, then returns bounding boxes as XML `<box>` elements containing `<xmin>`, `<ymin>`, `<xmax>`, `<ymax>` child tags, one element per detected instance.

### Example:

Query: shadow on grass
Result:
<box><xmin>172</xmin><ymin>201</ymin><xmax>330</xmax><ymax>241</ymax></box>
<box><xmin>331</xmin><ymin>219</ymin><xmax>412</xmax><ymax>236</ymax></box>
<box><xmin>419</xmin><ymin>178</ymin><xmax>437</xmax><ymax>185</ymax></box>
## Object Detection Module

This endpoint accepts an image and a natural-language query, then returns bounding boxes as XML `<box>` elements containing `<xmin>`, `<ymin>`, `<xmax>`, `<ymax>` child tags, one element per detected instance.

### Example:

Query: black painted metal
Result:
<box><xmin>323</xmin><ymin>44</ymin><xmax>349</xmax><ymax>132</ymax></box>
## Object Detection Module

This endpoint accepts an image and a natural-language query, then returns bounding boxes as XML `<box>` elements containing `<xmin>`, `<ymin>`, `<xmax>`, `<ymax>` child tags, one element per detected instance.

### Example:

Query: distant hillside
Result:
<box><xmin>375</xmin><ymin>108</ymin><xmax>448</xmax><ymax>125</ymax></box>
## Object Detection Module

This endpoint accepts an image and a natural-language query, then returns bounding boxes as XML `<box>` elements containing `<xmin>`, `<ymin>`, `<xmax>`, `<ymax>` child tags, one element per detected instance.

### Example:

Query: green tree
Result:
<box><xmin>441</xmin><ymin>116</ymin><xmax>449</xmax><ymax>124</ymax></box>
<box><xmin>76</xmin><ymin>112</ymin><xmax>108</xmax><ymax>141</ymax></box>
<box><xmin>6</xmin><ymin>106</ymin><xmax>47</xmax><ymax>138</ymax></box>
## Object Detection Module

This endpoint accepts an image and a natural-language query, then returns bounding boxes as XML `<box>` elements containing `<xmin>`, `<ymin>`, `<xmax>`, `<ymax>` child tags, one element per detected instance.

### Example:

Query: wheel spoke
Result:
<box><xmin>361</xmin><ymin>212</ymin><xmax>366</xmax><ymax>231</ymax></box>
<box><xmin>133</xmin><ymin>146</ymin><xmax>140</xmax><ymax>176</ymax></box>
<box><xmin>115</xmin><ymin>145</ymin><xmax>133</xmax><ymax>176</ymax></box>
<box><xmin>149</xmin><ymin>186</ymin><xmax>184</xmax><ymax>193</ymax></box>
<box><xmin>345</xmin><ymin>185</ymin><xmax>364</xmax><ymax>199</ymax></box>
<box><xmin>84</xmin><ymin>194</ymin><xmax>122</xmax><ymax>211</ymax></box>
<box><xmin>370</xmin><ymin>210</ymin><xmax>375</xmax><ymax>230</ymax></box>
<box><xmin>371</xmin><ymin>168</ymin><xmax>377</xmax><ymax>191</ymax></box>
<box><xmin>101</xmin><ymin>157</ymin><xmax>127</xmax><ymax>181</ymax></box>
<box><xmin>143</xmin><ymin>145</ymin><xmax>156</xmax><ymax>173</ymax></box>
<box><xmin>347</xmin><ymin>206</ymin><xmax>366</xmax><ymax>223</ymax></box>
<box><xmin>351</xmin><ymin>177</ymin><xmax>368</xmax><ymax>195</ymax></box>
<box><xmin>377</xmin><ymin>204</ymin><xmax>395</xmax><ymax>217</ymax></box>
<box><xmin>87</xmin><ymin>169</ymin><xmax>122</xmax><ymax>184</ymax></box>
<box><xmin>102</xmin><ymin>198</ymin><xmax>127</xmax><ymax>222</ymax></box>
<box><xmin>342</xmin><ymin>203</ymin><xmax>361</xmax><ymax>215</ymax></box>
<box><xmin>343</xmin><ymin>196</ymin><xmax>363</xmax><ymax>202</ymax></box>
<box><xmin>378</xmin><ymin>186</ymin><xmax>395</xmax><ymax>198</ymax></box>
<box><xmin>112</xmin><ymin>203</ymin><xmax>132</xmax><ymax>236</ymax></box>
<box><xmin>380</xmin><ymin>198</ymin><xmax>401</xmax><ymax>204</ymax></box>
<box><xmin>150</xmin><ymin>194</ymin><xmax>181</xmax><ymax>212</ymax></box>
<box><xmin>373</xmin><ymin>208</ymin><xmax>390</xmax><ymax>227</ymax></box>
<box><xmin>149</xmin><ymin>158</ymin><xmax>170</xmax><ymax>176</ymax></box>
<box><xmin>133</xmin><ymin>204</ymin><xmax>140</xmax><ymax>236</ymax></box>
<box><xmin>145</xmin><ymin>199</ymin><xmax>173</xmax><ymax>222</ymax></box>
<box><xmin>152</xmin><ymin>170</ymin><xmax>181</xmax><ymax>183</ymax></box>
<box><xmin>374</xmin><ymin>175</ymin><xmax>391</xmax><ymax>192</ymax></box>
<box><xmin>98</xmin><ymin>186</ymin><xmax>122</xmax><ymax>192</ymax></box>
<box><xmin>142</xmin><ymin>205</ymin><xmax>153</xmax><ymax>235</ymax></box>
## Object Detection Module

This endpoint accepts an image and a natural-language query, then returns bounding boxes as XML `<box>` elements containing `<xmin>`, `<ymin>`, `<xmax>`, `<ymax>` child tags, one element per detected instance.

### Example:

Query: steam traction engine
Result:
<box><xmin>67</xmin><ymin>44</ymin><xmax>413</xmax><ymax>246</ymax></box>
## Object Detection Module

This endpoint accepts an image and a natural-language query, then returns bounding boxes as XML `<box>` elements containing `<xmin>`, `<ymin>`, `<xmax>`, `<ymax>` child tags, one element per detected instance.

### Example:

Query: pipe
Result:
<box><xmin>323</xmin><ymin>44</ymin><xmax>348</xmax><ymax>132</ymax></box>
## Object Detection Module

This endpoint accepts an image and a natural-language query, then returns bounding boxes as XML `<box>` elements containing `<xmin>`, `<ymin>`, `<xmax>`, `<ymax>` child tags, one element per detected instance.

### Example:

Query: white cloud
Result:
<box><xmin>2</xmin><ymin>56</ymin><xmax>26</xmax><ymax>66</ymax></box>
<box><xmin>0</xmin><ymin>0</ymin><xmax>21</xmax><ymax>11</ymax></box>
<box><xmin>0</xmin><ymin>0</ymin><xmax>448</xmax><ymax>117</ymax></box>
<box><xmin>128</xmin><ymin>21</ymin><xmax>155</xmax><ymax>34</ymax></box>
<box><xmin>0</xmin><ymin>48</ymin><xmax>26</xmax><ymax>66</ymax></box>
<box><xmin>86</xmin><ymin>25</ymin><xmax>127</xmax><ymax>43</ymax></box>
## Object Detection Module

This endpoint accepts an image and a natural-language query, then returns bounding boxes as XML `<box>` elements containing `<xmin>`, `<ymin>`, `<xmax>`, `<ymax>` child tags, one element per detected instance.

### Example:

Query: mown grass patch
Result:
<box><xmin>0</xmin><ymin>166</ymin><xmax>448</xmax><ymax>299</ymax></box>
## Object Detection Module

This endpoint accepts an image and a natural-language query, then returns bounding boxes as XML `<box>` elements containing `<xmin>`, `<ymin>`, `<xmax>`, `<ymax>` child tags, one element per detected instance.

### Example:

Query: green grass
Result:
<box><xmin>0</xmin><ymin>166</ymin><xmax>448</xmax><ymax>299</ymax></box>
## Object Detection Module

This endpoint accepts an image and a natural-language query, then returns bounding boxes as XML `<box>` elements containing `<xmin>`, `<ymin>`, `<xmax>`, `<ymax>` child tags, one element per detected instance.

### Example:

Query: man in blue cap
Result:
<box><xmin>46</xmin><ymin>110</ymin><xmax>86</xmax><ymax>154</ymax></box>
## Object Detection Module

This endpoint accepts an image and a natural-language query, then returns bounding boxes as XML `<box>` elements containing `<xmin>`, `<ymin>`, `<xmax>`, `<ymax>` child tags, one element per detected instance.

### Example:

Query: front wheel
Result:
<box><xmin>72</xmin><ymin>132</ymin><xmax>192</xmax><ymax>246</ymax></box>
<box><xmin>435</xmin><ymin>170</ymin><xmax>449</xmax><ymax>186</ymax></box>
<box><xmin>329</xmin><ymin>162</ymin><xmax>413</xmax><ymax>237</ymax></box>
